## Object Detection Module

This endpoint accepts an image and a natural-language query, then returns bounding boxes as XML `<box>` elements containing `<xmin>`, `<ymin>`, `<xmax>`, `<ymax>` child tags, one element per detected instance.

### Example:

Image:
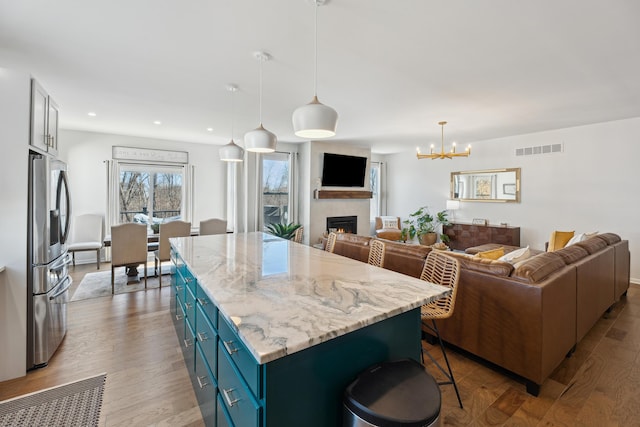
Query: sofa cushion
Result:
<box><xmin>595</xmin><ymin>233</ymin><xmax>622</xmax><ymax>245</ymax></box>
<box><xmin>547</xmin><ymin>230</ymin><xmax>575</xmax><ymax>252</ymax></box>
<box><xmin>378</xmin><ymin>240</ymin><xmax>431</xmax><ymax>278</ymax></box>
<box><xmin>448</xmin><ymin>251</ymin><xmax>514</xmax><ymax>277</ymax></box>
<box><xmin>333</xmin><ymin>234</ymin><xmax>371</xmax><ymax>262</ymax></box>
<box><xmin>511</xmin><ymin>252</ymin><xmax>566</xmax><ymax>282</ymax></box>
<box><xmin>475</xmin><ymin>247</ymin><xmax>505</xmax><ymax>260</ymax></box>
<box><xmin>574</xmin><ymin>236</ymin><xmax>608</xmax><ymax>254</ymax></box>
<box><xmin>553</xmin><ymin>245</ymin><xmax>589</xmax><ymax>265</ymax></box>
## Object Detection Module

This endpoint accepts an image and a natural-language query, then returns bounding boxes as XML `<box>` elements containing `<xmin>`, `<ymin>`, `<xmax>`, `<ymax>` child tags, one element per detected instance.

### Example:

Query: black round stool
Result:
<box><xmin>343</xmin><ymin>359</ymin><xmax>441</xmax><ymax>427</ymax></box>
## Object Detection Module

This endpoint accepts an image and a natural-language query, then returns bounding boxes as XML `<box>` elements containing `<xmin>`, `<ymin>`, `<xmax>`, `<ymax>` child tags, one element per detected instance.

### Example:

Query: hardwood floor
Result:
<box><xmin>1</xmin><ymin>262</ymin><xmax>638</xmax><ymax>426</ymax></box>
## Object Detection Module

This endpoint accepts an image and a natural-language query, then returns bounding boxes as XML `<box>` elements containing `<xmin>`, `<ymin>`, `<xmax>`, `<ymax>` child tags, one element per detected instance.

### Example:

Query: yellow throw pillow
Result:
<box><xmin>547</xmin><ymin>230</ymin><xmax>575</xmax><ymax>252</ymax></box>
<box><xmin>475</xmin><ymin>247</ymin><xmax>505</xmax><ymax>260</ymax></box>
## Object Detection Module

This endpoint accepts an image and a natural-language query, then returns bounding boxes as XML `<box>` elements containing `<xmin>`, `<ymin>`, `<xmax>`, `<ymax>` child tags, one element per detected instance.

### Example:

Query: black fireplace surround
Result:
<box><xmin>327</xmin><ymin>216</ymin><xmax>357</xmax><ymax>234</ymax></box>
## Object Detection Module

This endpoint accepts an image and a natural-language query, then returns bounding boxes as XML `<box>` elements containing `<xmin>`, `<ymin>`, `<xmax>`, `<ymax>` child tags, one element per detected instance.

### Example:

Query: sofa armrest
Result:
<box><xmin>436</xmin><ymin>266</ymin><xmax>577</xmax><ymax>385</ymax></box>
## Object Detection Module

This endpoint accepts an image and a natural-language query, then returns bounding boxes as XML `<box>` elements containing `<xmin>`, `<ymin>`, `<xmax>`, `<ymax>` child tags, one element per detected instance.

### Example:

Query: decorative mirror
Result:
<box><xmin>450</xmin><ymin>168</ymin><xmax>521</xmax><ymax>202</ymax></box>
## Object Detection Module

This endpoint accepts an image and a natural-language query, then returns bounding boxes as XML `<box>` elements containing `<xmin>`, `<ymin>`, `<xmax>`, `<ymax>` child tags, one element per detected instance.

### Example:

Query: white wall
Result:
<box><xmin>58</xmin><ymin>129</ymin><xmax>227</xmax><ymax>262</ymax></box>
<box><xmin>384</xmin><ymin>117</ymin><xmax>640</xmax><ymax>282</ymax></box>
<box><xmin>0</xmin><ymin>69</ymin><xmax>31</xmax><ymax>381</ymax></box>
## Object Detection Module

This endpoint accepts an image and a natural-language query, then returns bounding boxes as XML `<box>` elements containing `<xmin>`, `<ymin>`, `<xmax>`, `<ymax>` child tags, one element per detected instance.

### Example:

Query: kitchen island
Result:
<box><xmin>170</xmin><ymin>232</ymin><xmax>449</xmax><ymax>427</ymax></box>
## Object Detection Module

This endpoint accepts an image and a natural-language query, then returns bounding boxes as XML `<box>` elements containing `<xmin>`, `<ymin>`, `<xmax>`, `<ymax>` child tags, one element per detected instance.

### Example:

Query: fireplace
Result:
<box><xmin>327</xmin><ymin>216</ymin><xmax>357</xmax><ymax>234</ymax></box>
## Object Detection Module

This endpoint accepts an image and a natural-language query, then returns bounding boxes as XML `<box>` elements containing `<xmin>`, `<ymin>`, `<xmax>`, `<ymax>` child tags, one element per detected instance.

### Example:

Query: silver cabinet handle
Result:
<box><xmin>222</xmin><ymin>388</ymin><xmax>240</xmax><ymax>407</ymax></box>
<box><xmin>197</xmin><ymin>297</ymin><xmax>208</xmax><ymax>306</ymax></box>
<box><xmin>176</xmin><ymin>285</ymin><xmax>183</xmax><ymax>291</ymax></box>
<box><xmin>184</xmin><ymin>302</ymin><xmax>193</xmax><ymax>309</ymax></box>
<box><xmin>197</xmin><ymin>332</ymin><xmax>208</xmax><ymax>342</ymax></box>
<box><xmin>175</xmin><ymin>314</ymin><xmax>183</xmax><ymax>321</ymax></box>
<box><xmin>223</xmin><ymin>340</ymin><xmax>239</xmax><ymax>355</ymax></box>
<box><xmin>196</xmin><ymin>375</ymin><xmax>209</xmax><ymax>389</ymax></box>
<box><xmin>185</xmin><ymin>277</ymin><xmax>193</xmax><ymax>283</ymax></box>
<box><xmin>183</xmin><ymin>338</ymin><xmax>193</xmax><ymax>348</ymax></box>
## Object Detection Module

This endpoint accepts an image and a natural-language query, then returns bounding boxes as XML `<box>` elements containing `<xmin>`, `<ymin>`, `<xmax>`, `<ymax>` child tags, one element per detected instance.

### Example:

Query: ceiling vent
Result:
<box><xmin>515</xmin><ymin>143</ymin><xmax>563</xmax><ymax>156</ymax></box>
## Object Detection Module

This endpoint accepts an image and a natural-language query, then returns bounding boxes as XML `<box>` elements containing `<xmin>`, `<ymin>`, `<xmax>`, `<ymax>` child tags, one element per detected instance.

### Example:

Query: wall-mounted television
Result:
<box><xmin>321</xmin><ymin>153</ymin><xmax>367</xmax><ymax>187</ymax></box>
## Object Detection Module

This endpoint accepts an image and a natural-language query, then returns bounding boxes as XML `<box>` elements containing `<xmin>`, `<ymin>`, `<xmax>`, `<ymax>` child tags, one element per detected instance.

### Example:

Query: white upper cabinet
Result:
<box><xmin>30</xmin><ymin>79</ymin><xmax>58</xmax><ymax>155</ymax></box>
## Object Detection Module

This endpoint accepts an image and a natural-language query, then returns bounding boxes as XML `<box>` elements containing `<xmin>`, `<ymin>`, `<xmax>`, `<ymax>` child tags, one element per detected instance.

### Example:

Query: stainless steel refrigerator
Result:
<box><xmin>27</xmin><ymin>150</ymin><xmax>72</xmax><ymax>369</ymax></box>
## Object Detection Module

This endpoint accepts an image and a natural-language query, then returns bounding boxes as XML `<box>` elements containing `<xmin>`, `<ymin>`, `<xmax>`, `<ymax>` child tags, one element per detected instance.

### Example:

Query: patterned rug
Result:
<box><xmin>0</xmin><ymin>373</ymin><xmax>106</xmax><ymax>427</ymax></box>
<box><xmin>71</xmin><ymin>265</ymin><xmax>172</xmax><ymax>302</ymax></box>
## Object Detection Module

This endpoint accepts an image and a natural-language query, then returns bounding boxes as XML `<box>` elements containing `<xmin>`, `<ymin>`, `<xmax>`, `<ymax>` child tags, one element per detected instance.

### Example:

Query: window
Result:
<box><xmin>261</xmin><ymin>152</ymin><xmax>291</xmax><ymax>228</ymax></box>
<box><xmin>117</xmin><ymin>163</ymin><xmax>185</xmax><ymax>226</ymax></box>
<box><xmin>370</xmin><ymin>161</ymin><xmax>381</xmax><ymax>220</ymax></box>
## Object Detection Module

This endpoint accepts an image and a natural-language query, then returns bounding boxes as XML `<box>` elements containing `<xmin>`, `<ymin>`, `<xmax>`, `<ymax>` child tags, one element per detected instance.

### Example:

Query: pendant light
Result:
<box><xmin>244</xmin><ymin>51</ymin><xmax>277</xmax><ymax>153</ymax></box>
<box><xmin>219</xmin><ymin>84</ymin><xmax>245</xmax><ymax>162</ymax></box>
<box><xmin>292</xmin><ymin>0</ymin><xmax>338</xmax><ymax>139</ymax></box>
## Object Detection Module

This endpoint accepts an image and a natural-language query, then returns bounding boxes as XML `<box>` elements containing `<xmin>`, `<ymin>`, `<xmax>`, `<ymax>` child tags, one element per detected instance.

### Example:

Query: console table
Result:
<box><xmin>443</xmin><ymin>222</ymin><xmax>520</xmax><ymax>251</ymax></box>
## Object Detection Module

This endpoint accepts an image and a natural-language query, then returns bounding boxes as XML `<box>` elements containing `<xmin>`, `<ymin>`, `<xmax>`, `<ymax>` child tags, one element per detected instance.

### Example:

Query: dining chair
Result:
<box><xmin>154</xmin><ymin>220</ymin><xmax>191</xmax><ymax>287</ymax></box>
<box><xmin>199</xmin><ymin>218</ymin><xmax>227</xmax><ymax>235</ymax></box>
<box><xmin>110</xmin><ymin>223</ymin><xmax>147</xmax><ymax>294</ymax></box>
<box><xmin>68</xmin><ymin>213</ymin><xmax>104</xmax><ymax>269</ymax></box>
<box><xmin>367</xmin><ymin>239</ymin><xmax>386</xmax><ymax>268</ymax></box>
<box><xmin>293</xmin><ymin>226</ymin><xmax>304</xmax><ymax>243</ymax></box>
<box><xmin>419</xmin><ymin>250</ymin><xmax>463</xmax><ymax>408</ymax></box>
<box><xmin>325</xmin><ymin>232</ymin><xmax>338</xmax><ymax>253</ymax></box>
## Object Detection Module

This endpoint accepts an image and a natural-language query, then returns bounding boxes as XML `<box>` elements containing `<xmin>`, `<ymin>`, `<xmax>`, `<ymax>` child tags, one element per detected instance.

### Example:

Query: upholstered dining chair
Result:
<box><xmin>199</xmin><ymin>218</ymin><xmax>227</xmax><ymax>235</ymax></box>
<box><xmin>110</xmin><ymin>223</ymin><xmax>147</xmax><ymax>294</ymax></box>
<box><xmin>68</xmin><ymin>213</ymin><xmax>104</xmax><ymax>269</ymax></box>
<box><xmin>293</xmin><ymin>226</ymin><xmax>304</xmax><ymax>244</ymax></box>
<box><xmin>154</xmin><ymin>220</ymin><xmax>191</xmax><ymax>287</ymax></box>
<box><xmin>325</xmin><ymin>232</ymin><xmax>338</xmax><ymax>253</ymax></box>
<box><xmin>367</xmin><ymin>239</ymin><xmax>386</xmax><ymax>268</ymax></box>
<box><xmin>419</xmin><ymin>250</ymin><xmax>463</xmax><ymax>408</ymax></box>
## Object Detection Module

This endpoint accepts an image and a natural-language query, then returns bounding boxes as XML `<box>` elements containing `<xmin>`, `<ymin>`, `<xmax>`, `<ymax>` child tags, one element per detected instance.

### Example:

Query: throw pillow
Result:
<box><xmin>475</xmin><ymin>247</ymin><xmax>505</xmax><ymax>260</ymax></box>
<box><xmin>547</xmin><ymin>230</ymin><xmax>574</xmax><ymax>252</ymax></box>
<box><xmin>382</xmin><ymin>218</ymin><xmax>399</xmax><ymax>229</ymax></box>
<box><xmin>498</xmin><ymin>245</ymin><xmax>531</xmax><ymax>264</ymax></box>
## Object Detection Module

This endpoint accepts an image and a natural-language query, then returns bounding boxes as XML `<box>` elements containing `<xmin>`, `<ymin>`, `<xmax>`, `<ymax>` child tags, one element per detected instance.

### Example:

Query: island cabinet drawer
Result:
<box><xmin>184</xmin><ymin>320</ymin><xmax>196</xmax><ymax>372</ymax></box>
<box><xmin>218</xmin><ymin>342</ymin><xmax>262</xmax><ymax>427</ymax></box>
<box><xmin>216</xmin><ymin>393</ymin><xmax>233</xmax><ymax>427</ymax></box>
<box><xmin>195</xmin><ymin>304</ymin><xmax>218</xmax><ymax>373</ymax></box>
<box><xmin>173</xmin><ymin>298</ymin><xmax>186</xmax><ymax>345</ymax></box>
<box><xmin>194</xmin><ymin>342</ymin><xmax>217</xmax><ymax>426</ymax></box>
<box><xmin>196</xmin><ymin>285</ymin><xmax>217</xmax><ymax>329</ymax></box>
<box><xmin>184</xmin><ymin>285</ymin><xmax>197</xmax><ymax>332</ymax></box>
<box><xmin>218</xmin><ymin>315</ymin><xmax>262</xmax><ymax>399</ymax></box>
<box><xmin>183</xmin><ymin>269</ymin><xmax>197</xmax><ymax>295</ymax></box>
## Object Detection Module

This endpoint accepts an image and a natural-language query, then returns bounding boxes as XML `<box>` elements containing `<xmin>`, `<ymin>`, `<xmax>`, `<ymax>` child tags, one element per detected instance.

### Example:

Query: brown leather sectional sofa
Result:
<box><xmin>332</xmin><ymin>232</ymin><xmax>631</xmax><ymax>395</ymax></box>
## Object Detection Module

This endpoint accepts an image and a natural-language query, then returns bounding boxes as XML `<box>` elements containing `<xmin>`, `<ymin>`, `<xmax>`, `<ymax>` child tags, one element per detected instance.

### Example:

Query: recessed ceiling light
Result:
<box><xmin>153</xmin><ymin>120</ymin><xmax>162</xmax><ymax>125</ymax></box>
<box><xmin>87</xmin><ymin>112</ymin><xmax>96</xmax><ymax>117</ymax></box>
<box><xmin>207</xmin><ymin>127</ymin><xmax>214</xmax><ymax>132</ymax></box>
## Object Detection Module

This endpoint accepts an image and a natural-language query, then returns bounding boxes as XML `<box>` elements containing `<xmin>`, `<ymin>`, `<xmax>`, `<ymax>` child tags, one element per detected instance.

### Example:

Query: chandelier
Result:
<box><xmin>416</xmin><ymin>121</ymin><xmax>471</xmax><ymax>160</ymax></box>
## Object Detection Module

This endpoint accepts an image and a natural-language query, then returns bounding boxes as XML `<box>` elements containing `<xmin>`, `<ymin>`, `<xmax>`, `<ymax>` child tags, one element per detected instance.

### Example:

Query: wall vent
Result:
<box><xmin>515</xmin><ymin>143</ymin><xmax>563</xmax><ymax>156</ymax></box>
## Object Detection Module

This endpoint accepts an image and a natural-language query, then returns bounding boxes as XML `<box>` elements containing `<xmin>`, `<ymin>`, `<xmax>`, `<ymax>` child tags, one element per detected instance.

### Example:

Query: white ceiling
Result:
<box><xmin>1</xmin><ymin>0</ymin><xmax>639</xmax><ymax>153</ymax></box>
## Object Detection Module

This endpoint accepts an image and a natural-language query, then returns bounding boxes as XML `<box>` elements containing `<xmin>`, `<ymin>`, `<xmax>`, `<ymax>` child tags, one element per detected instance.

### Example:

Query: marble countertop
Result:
<box><xmin>171</xmin><ymin>232</ymin><xmax>449</xmax><ymax>364</ymax></box>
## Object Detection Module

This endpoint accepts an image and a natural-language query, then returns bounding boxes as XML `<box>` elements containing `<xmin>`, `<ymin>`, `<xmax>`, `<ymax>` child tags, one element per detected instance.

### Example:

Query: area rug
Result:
<box><xmin>70</xmin><ymin>265</ymin><xmax>171</xmax><ymax>302</ymax></box>
<box><xmin>0</xmin><ymin>373</ymin><xmax>106</xmax><ymax>427</ymax></box>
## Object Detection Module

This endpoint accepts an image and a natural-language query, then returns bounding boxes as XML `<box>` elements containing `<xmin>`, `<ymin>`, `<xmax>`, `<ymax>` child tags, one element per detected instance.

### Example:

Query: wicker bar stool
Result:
<box><xmin>293</xmin><ymin>226</ymin><xmax>304</xmax><ymax>243</ymax></box>
<box><xmin>325</xmin><ymin>232</ymin><xmax>338</xmax><ymax>253</ymax></box>
<box><xmin>367</xmin><ymin>239</ymin><xmax>386</xmax><ymax>268</ymax></box>
<box><xmin>419</xmin><ymin>250</ymin><xmax>463</xmax><ymax>408</ymax></box>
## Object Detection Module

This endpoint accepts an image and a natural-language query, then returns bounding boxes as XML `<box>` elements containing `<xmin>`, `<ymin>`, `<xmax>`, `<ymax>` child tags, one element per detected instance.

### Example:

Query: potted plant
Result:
<box><xmin>265</xmin><ymin>222</ymin><xmax>302</xmax><ymax>240</ymax></box>
<box><xmin>401</xmin><ymin>206</ymin><xmax>450</xmax><ymax>245</ymax></box>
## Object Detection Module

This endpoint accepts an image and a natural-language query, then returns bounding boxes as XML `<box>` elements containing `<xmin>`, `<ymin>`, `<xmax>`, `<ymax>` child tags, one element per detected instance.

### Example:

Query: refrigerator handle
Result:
<box><xmin>50</xmin><ymin>276</ymin><xmax>72</xmax><ymax>300</ymax></box>
<box><xmin>58</xmin><ymin>170</ymin><xmax>71</xmax><ymax>244</ymax></box>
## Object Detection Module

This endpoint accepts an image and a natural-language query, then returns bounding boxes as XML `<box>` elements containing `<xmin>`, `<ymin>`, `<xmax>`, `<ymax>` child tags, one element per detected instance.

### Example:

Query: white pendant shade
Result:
<box><xmin>292</xmin><ymin>95</ymin><xmax>338</xmax><ymax>139</ymax></box>
<box><xmin>219</xmin><ymin>140</ymin><xmax>244</xmax><ymax>162</ymax></box>
<box><xmin>244</xmin><ymin>124</ymin><xmax>277</xmax><ymax>153</ymax></box>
